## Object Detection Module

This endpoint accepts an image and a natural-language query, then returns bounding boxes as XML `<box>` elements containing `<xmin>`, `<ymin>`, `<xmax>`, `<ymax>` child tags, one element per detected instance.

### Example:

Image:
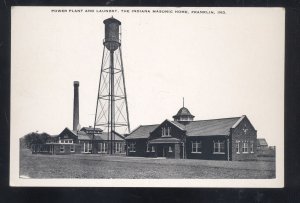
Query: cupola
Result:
<box><xmin>172</xmin><ymin>98</ymin><xmax>194</xmax><ymax>124</ymax></box>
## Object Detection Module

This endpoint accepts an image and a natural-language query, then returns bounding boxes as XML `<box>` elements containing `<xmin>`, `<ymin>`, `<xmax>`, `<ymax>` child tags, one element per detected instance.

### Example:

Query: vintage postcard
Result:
<box><xmin>10</xmin><ymin>6</ymin><xmax>284</xmax><ymax>187</ymax></box>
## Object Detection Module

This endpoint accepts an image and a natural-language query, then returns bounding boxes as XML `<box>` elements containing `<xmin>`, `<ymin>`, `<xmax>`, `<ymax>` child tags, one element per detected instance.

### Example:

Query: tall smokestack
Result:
<box><xmin>73</xmin><ymin>81</ymin><xmax>79</xmax><ymax>131</ymax></box>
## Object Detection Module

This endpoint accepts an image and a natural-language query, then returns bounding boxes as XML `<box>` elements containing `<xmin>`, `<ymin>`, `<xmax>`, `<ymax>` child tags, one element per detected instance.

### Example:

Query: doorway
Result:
<box><xmin>156</xmin><ymin>145</ymin><xmax>168</xmax><ymax>157</ymax></box>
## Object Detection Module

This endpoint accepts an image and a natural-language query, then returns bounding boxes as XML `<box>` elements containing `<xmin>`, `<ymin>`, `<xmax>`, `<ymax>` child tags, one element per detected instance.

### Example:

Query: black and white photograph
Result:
<box><xmin>10</xmin><ymin>7</ymin><xmax>284</xmax><ymax>187</ymax></box>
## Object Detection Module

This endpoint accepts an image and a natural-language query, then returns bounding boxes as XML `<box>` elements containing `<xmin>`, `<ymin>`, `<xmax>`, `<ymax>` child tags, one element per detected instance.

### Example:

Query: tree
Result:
<box><xmin>23</xmin><ymin>132</ymin><xmax>51</xmax><ymax>148</ymax></box>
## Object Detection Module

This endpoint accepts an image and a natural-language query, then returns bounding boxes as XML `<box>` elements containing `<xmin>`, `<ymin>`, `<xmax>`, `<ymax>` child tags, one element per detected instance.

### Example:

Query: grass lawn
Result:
<box><xmin>20</xmin><ymin>149</ymin><xmax>275</xmax><ymax>179</ymax></box>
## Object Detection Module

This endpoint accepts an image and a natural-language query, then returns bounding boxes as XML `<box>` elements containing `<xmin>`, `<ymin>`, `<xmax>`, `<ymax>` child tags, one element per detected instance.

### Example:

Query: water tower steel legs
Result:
<box><xmin>92</xmin><ymin>18</ymin><xmax>131</xmax><ymax>155</ymax></box>
<box><xmin>110</xmin><ymin>51</ymin><xmax>115</xmax><ymax>155</ymax></box>
<box><xmin>120</xmin><ymin>47</ymin><xmax>131</xmax><ymax>133</ymax></box>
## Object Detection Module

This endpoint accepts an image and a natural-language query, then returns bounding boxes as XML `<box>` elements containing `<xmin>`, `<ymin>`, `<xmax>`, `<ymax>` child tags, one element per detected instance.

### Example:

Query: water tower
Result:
<box><xmin>93</xmin><ymin>17</ymin><xmax>130</xmax><ymax>154</ymax></box>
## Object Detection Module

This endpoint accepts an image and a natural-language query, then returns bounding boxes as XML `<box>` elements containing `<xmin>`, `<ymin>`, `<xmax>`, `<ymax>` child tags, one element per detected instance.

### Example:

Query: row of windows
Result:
<box><xmin>145</xmin><ymin>144</ymin><xmax>173</xmax><ymax>153</ymax></box>
<box><xmin>191</xmin><ymin>141</ymin><xmax>225</xmax><ymax>154</ymax></box>
<box><xmin>60</xmin><ymin>145</ymin><xmax>75</xmax><ymax>153</ymax></box>
<box><xmin>59</xmin><ymin>139</ymin><xmax>73</xmax><ymax>144</ymax></box>
<box><xmin>235</xmin><ymin>141</ymin><xmax>254</xmax><ymax>154</ymax></box>
<box><xmin>60</xmin><ymin>142</ymin><xmax>122</xmax><ymax>153</ymax></box>
<box><xmin>127</xmin><ymin>141</ymin><xmax>226</xmax><ymax>154</ymax></box>
<box><xmin>59</xmin><ymin>143</ymin><xmax>124</xmax><ymax>153</ymax></box>
<box><xmin>98</xmin><ymin>142</ymin><xmax>123</xmax><ymax>153</ymax></box>
<box><xmin>161</xmin><ymin>127</ymin><xmax>171</xmax><ymax>137</ymax></box>
<box><xmin>98</xmin><ymin>143</ymin><xmax>107</xmax><ymax>153</ymax></box>
<box><xmin>193</xmin><ymin>140</ymin><xmax>255</xmax><ymax>154</ymax></box>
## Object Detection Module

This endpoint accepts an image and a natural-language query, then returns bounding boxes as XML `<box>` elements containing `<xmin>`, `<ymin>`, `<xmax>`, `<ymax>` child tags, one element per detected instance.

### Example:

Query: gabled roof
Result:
<box><xmin>148</xmin><ymin>119</ymin><xmax>186</xmax><ymax>135</ymax></box>
<box><xmin>125</xmin><ymin>124</ymin><xmax>158</xmax><ymax>139</ymax></box>
<box><xmin>185</xmin><ymin>117</ymin><xmax>241</xmax><ymax>136</ymax></box>
<box><xmin>81</xmin><ymin>126</ymin><xmax>103</xmax><ymax>131</ymax></box>
<box><xmin>58</xmin><ymin>127</ymin><xmax>77</xmax><ymax>137</ymax></box>
<box><xmin>257</xmin><ymin>138</ymin><xmax>268</xmax><ymax>146</ymax></box>
<box><xmin>78</xmin><ymin>131</ymin><xmax>124</xmax><ymax>141</ymax></box>
<box><xmin>54</xmin><ymin>127</ymin><xmax>124</xmax><ymax>141</ymax></box>
<box><xmin>126</xmin><ymin>116</ymin><xmax>245</xmax><ymax>139</ymax></box>
<box><xmin>170</xmin><ymin>120</ymin><xmax>186</xmax><ymax>130</ymax></box>
<box><xmin>100</xmin><ymin>131</ymin><xmax>125</xmax><ymax>141</ymax></box>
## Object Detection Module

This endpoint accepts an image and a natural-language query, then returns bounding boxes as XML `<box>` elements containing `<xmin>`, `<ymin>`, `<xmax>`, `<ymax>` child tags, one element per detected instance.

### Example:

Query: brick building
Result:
<box><xmin>257</xmin><ymin>138</ymin><xmax>268</xmax><ymax>150</ymax></box>
<box><xmin>125</xmin><ymin>106</ymin><xmax>257</xmax><ymax>161</ymax></box>
<box><xmin>32</xmin><ymin>127</ymin><xmax>126</xmax><ymax>155</ymax></box>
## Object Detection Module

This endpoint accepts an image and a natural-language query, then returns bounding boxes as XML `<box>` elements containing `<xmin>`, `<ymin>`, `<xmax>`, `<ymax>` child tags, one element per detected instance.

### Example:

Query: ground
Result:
<box><xmin>20</xmin><ymin>148</ymin><xmax>275</xmax><ymax>179</ymax></box>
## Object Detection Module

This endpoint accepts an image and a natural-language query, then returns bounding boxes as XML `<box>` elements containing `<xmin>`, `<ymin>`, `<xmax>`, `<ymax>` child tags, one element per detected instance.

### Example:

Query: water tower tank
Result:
<box><xmin>103</xmin><ymin>17</ymin><xmax>121</xmax><ymax>51</ymax></box>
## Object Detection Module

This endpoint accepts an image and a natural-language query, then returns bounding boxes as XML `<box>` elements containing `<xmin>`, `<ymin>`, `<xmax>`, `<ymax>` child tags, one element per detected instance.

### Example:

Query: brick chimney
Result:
<box><xmin>73</xmin><ymin>81</ymin><xmax>79</xmax><ymax>131</ymax></box>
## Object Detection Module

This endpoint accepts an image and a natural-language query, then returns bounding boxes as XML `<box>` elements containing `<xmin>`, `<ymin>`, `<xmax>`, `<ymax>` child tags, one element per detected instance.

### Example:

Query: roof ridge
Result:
<box><xmin>140</xmin><ymin>124</ymin><xmax>159</xmax><ymax>126</ymax></box>
<box><xmin>190</xmin><ymin>116</ymin><xmax>242</xmax><ymax>122</ymax></box>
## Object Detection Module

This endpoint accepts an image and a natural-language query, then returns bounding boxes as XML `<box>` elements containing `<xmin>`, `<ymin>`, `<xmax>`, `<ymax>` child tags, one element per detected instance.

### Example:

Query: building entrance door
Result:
<box><xmin>157</xmin><ymin>145</ymin><xmax>168</xmax><ymax>157</ymax></box>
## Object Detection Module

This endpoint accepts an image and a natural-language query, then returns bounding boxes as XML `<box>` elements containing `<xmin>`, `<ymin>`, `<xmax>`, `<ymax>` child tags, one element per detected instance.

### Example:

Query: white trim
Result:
<box><xmin>59</xmin><ymin>139</ymin><xmax>73</xmax><ymax>144</ymax></box>
<box><xmin>231</xmin><ymin>115</ymin><xmax>245</xmax><ymax>128</ymax></box>
<box><xmin>213</xmin><ymin>152</ymin><xmax>225</xmax><ymax>154</ymax></box>
<box><xmin>213</xmin><ymin>140</ymin><xmax>225</xmax><ymax>154</ymax></box>
<box><xmin>236</xmin><ymin>141</ymin><xmax>240</xmax><ymax>154</ymax></box>
<box><xmin>250</xmin><ymin>142</ymin><xmax>254</xmax><ymax>153</ymax></box>
<box><xmin>162</xmin><ymin>126</ymin><xmax>171</xmax><ymax>137</ymax></box>
<box><xmin>128</xmin><ymin>142</ymin><xmax>136</xmax><ymax>152</ymax></box>
<box><xmin>191</xmin><ymin>141</ymin><xmax>202</xmax><ymax>153</ymax></box>
<box><xmin>98</xmin><ymin>143</ymin><xmax>108</xmax><ymax>153</ymax></box>
<box><xmin>146</xmin><ymin>143</ymin><xmax>151</xmax><ymax>152</ymax></box>
<box><xmin>83</xmin><ymin>142</ymin><xmax>92</xmax><ymax>153</ymax></box>
<box><xmin>115</xmin><ymin>142</ymin><xmax>122</xmax><ymax>153</ymax></box>
<box><xmin>242</xmin><ymin>142</ymin><xmax>249</xmax><ymax>153</ymax></box>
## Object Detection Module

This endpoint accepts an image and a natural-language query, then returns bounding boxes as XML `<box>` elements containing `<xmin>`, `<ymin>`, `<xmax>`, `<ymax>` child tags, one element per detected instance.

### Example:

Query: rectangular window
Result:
<box><xmin>168</xmin><ymin>146</ymin><xmax>172</xmax><ymax>152</ymax></box>
<box><xmin>162</xmin><ymin>127</ymin><xmax>171</xmax><ymax>137</ymax></box>
<box><xmin>60</xmin><ymin>139</ymin><xmax>73</xmax><ymax>144</ymax></box>
<box><xmin>250</xmin><ymin>142</ymin><xmax>254</xmax><ymax>153</ymax></box>
<box><xmin>60</xmin><ymin>145</ymin><xmax>64</xmax><ymax>153</ymax></box>
<box><xmin>103</xmin><ymin>142</ymin><xmax>107</xmax><ymax>152</ymax></box>
<box><xmin>83</xmin><ymin>142</ymin><xmax>92</xmax><ymax>153</ymax></box>
<box><xmin>214</xmin><ymin>141</ymin><xmax>225</xmax><ymax>154</ymax></box>
<box><xmin>70</xmin><ymin>145</ymin><xmax>75</xmax><ymax>152</ymax></box>
<box><xmin>242</xmin><ymin>142</ymin><xmax>249</xmax><ymax>153</ymax></box>
<box><xmin>98</xmin><ymin>143</ymin><xmax>103</xmax><ymax>153</ymax></box>
<box><xmin>146</xmin><ymin>144</ymin><xmax>151</xmax><ymax>152</ymax></box>
<box><xmin>88</xmin><ymin>143</ymin><xmax>92</xmax><ymax>153</ymax></box>
<box><xmin>128</xmin><ymin>143</ymin><xmax>136</xmax><ymax>152</ymax></box>
<box><xmin>151</xmin><ymin>146</ymin><xmax>155</xmax><ymax>152</ymax></box>
<box><xmin>236</xmin><ymin>141</ymin><xmax>240</xmax><ymax>154</ymax></box>
<box><xmin>191</xmin><ymin>141</ymin><xmax>202</xmax><ymax>153</ymax></box>
<box><xmin>161</xmin><ymin>127</ymin><xmax>165</xmax><ymax>136</ymax></box>
<box><xmin>98</xmin><ymin>142</ymin><xmax>108</xmax><ymax>153</ymax></box>
<box><xmin>115</xmin><ymin>143</ymin><xmax>121</xmax><ymax>153</ymax></box>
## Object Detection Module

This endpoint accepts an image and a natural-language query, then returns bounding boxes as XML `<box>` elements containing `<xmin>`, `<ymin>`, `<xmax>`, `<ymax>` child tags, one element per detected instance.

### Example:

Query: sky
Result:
<box><xmin>11</xmin><ymin>7</ymin><xmax>284</xmax><ymax>147</ymax></box>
